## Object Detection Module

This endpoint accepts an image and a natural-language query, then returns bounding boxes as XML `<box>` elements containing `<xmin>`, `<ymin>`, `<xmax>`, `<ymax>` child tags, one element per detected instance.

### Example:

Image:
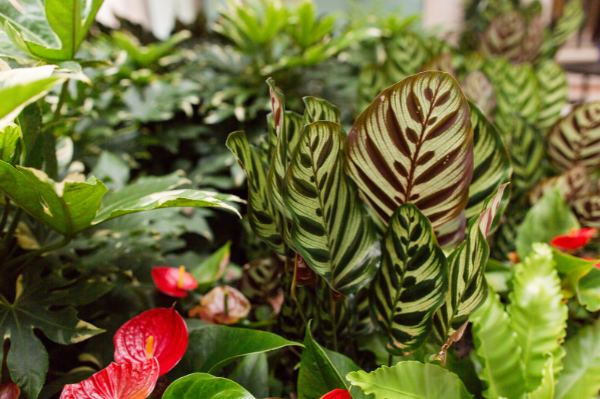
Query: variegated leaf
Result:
<box><xmin>227</xmin><ymin>131</ymin><xmax>286</xmax><ymax>255</ymax></box>
<box><xmin>535</xmin><ymin>60</ymin><xmax>568</xmax><ymax>133</ymax></box>
<box><xmin>493</xmin><ymin>62</ymin><xmax>541</xmax><ymax>126</ymax></box>
<box><xmin>302</xmin><ymin>97</ymin><xmax>341</xmax><ymax>126</ymax></box>
<box><xmin>462</xmin><ymin>71</ymin><xmax>496</xmax><ymax>117</ymax></box>
<box><xmin>528</xmin><ymin>165</ymin><xmax>592</xmax><ymax>206</ymax></box>
<box><xmin>357</xmin><ymin>66</ymin><xmax>389</xmax><ymax>115</ymax></box>
<box><xmin>315</xmin><ymin>278</ymin><xmax>353</xmax><ymax>341</ymax></box>
<box><xmin>344</xmin><ymin>71</ymin><xmax>474</xmax><ymax>229</ymax></box>
<box><xmin>283</xmin><ymin>121</ymin><xmax>380</xmax><ymax>295</ymax></box>
<box><xmin>421</xmin><ymin>52</ymin><xmax>456</xmax><ymax>78</ymax></box>
<box><xmin>572</xmin><ymin>194</ymin><xmax>600</xmax><ymax>229</ymax></box>
<box><xmin>384</xmin><ymin>33</ymin><xmax>429</xmax><ymax>84</ymax></box>
<box><xmin>371</xmin><ymin>203</ymin><xmax>448</xmax><ymax>355</ymax></box>
<box><xmin>547</xmin><ymin>102</ymin><xmax>600</xmax><ymax>173</ymax></box>
<box><xmin>435</xmin><ymin>212</ymin><xmax>466</xmax><ymax>250</ymax></box>
<box><xmin>480</xmin><ymin>11</ymin><xmax>526</xmax><ymax>62</ymax></box>
<box><xmin>540</xmin><ymin>0</ymin><xmax>584</xmax><ymax>59</ymax></box>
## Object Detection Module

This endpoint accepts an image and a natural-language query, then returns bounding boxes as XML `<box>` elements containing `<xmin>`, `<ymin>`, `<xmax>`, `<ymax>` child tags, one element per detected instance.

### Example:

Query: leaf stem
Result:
<box><xmin>388</xmin><ymin>354</ymin><xmax>393</xmax><ymax>368</ymax></box>
<box><xmin>52</xmin><ymin>80</ymin><xmax>70</xmax><ymax>123</ymax></box>
<box><xmin>0</xmin><ymin>207</ymin><xmax>22</xmax><ymax>262</ymax></box>
<box><xmin>4</xmin><ymin>235</ymin><xmax>72</xmax><ymax>269</ymax></box>
<box><xmin>0</xmin><ymin>197</ymin><xmax>10</xmax><ymax>238</ymax></box>
<box><xmin>290</xmin><ymin>257</ymin><xmax>308</xmax><ymax>327</ymax></box>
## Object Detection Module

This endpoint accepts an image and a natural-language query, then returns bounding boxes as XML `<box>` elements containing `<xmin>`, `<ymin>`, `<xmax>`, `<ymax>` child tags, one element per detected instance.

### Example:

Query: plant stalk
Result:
<box><xmin>0</xmin><ymin>208</ymin><xmax>22</xmax><ymax>262</ymax></box>
<box><xmin>0</xmin><ymin>197</ymin><xmax>10</xmax><ymax>238</ymax></box>
<box><xmin>4</xmin><ymin>235</ymin><xmax>72</xmax><ymax>269</ymax></box>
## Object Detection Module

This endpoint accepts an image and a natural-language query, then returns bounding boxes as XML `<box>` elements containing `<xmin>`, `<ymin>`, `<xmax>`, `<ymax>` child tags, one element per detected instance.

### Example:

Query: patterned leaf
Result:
<box><xmin>302</xmin><ymin>97</ymin><xmax>341</xmax><ymax>126</ymax></box>
<box><xmin>535</xmin><ymin>60</ymin><xmax>568</xmax><ymax>132</ymax></box>
<box><xmin>384</xmin><ymin>33</ymin><xmax>429</xmax><ymax>83</ymax></box>
<box><xmin>479</xmin><ymin>11</ymin><xmax>526</xmax><ymax>62</ymax></box>
<box><xmin>357</xmin><ymin>66</ymin><xmax>389</xmax><ymax>115</ymax></box>
<box><xmin>421</xmin><ymin>52</ymin><xmax>456</xmax><ymax>78</ymax></box>
<box><xmin>283</xmin><ymin>121</ymin><xmax>380</xmax><ymax>295</ymax></box>
<box><xmin>528</xmin><ymin>165</ymin><xmax>592</xmax><ymax>206</ymax></box>
<box><xmin>547</xmin><ymin>102</ymin><xmax>600</xmax><ymax>173</ymax></box>
<box><xmin>572</xmin><ymin>194</ymin><xmax>600</xmax><ymax>229</ymax></box>
<box><xmin>517</xmin><ymin>16</ymin><xmax>544</xmax><ymax>63</ymax></box>
<box><xmin>493</xmin><ymin>62</ymin><xmax>541</xmax><ymax>126</ymax></box>
<box><xmin>314</xmin><ymin>278</ymin><xmax>353</xmax><ymax>341</ymax></box>
<box><xmin>540</xmin><ymin>0</ymin><xmax>584</xmax><ymax>59</ymax></box>
<box><xmin>435</xmin><ymin>212</ymin><xmax>466</xmax><ymax>250</ymax></box>
<box><xmin>370</xmin><ymin>203</ymin><xmax>448</xmax><ymax>355</ymax></box>
<box><xmin>227</xmin><ymin>131</ymin><xmax>286</xmax><ymax>255</ymax></box>
<box><xmin>462</xmin><ymin>71</ymin><xmax>496</xmax><ymax>117</ymax></box>
<box><xmin>344</xmin><ymin>71</ymin><xmax>474</xmax><ymax>229</ymax></box>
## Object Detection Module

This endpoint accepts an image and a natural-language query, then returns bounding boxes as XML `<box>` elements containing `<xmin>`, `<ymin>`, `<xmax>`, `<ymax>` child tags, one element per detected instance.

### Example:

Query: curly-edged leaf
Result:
<box><xmin>371</xmin><ymin>203</ymin><xmax>447</xmax><ymax>355</ymax></box>
<box><xmin>303</xmin><ymin>96</ymin><xmax>341</xmax><ymax>125</ymax></box>
<box><xmin>345</xmin><ymin>71</ymin><xmax>473</xmax><ymax>229</ymax></box>
<box><xmin>515</xmin><ymin>187</ymin><xmax>579</xmax><ymax>260</ymax></box>
<box><xmin>227</xmin><ymin>131</ymin><xmax>285</xmax><ymax>255</ymax></box>
<box><xmin>0</xmin><ymin>66</ymin><xmax>63</xmax><ymax>130</ymax></box>
<box><xmin>462</xmin><ymin>71</ymin><xmax>496</xmax><ymax>117</ymax></box>
<box><xmin>552</xmin><ymin>249</ymin><xmax>596</xmax><ymax>299</ymax></box>
<box><xmin>465</xmin><ymin>102</ymin><xmax>511</xmax><ymax>220</ymax></box>
<box><xmin>470</xmin><ymin>290</ymin><xmax>527</xmax><ymax>399</ymax></box>
<box><xmin>283</xmin><ymin>121</ymin><xmax>380</xmax><ymax>295</ymax></box>
<box><xmin>540</xmin><ymin>0</ymin><xmax>584</xmax><ymax>59</ymax></box>
<box><xmin>1</xmin><ymin>0</ymin><xmax>104</xmax><ymax>61</ymax></box>
<box><xmin>529</xmin><ymin>165</ymin><xmax>592</xmax><ymax>206</ymax></box>
<box><xmin>535</xmin><ymin>60</ymin><xmax>568</xmax><ymax>132</ymax></box>
<box><xmin>493</xmin><ymin>62</ymin><xmax>541</xmax><ymax>125</ymax></box>
<box><xmin>577</xmin><ymin>268</ymin><xmax>600</xmax><ymax>312</ymax></box>
<box><xmin>547</xmin><ymin>102</ymin><xmax>600</xmax><ymax>173</ymax></box>
<box><xmin>347</xmin><ymin>362</ymin><xmax>473</xmax><ymax>399</ymax></box>
<box><xmin>479</xmin><ymin>11</ymin><xmax>526</xmax><ymax>62</ymax></box>
<box><xmin>0</xmin><ymin>123</ymin><xmax>20</xmax><ymax>164</ymax></box>
<box><xmin>0</xmin><ymin>163</ymin><xmax>107</xmax><ymax>235</ymax></box>
<box><xmin>507</xmin><ymin>244</ymin><xmax>568</xmax><ymax>391</ymax></box>
<box><xmin>0</xmin><ymin>266</ymin><xmax>108</xmax><ymax>399</ymax></box>
<box><xmin>525</xmin><ymin>355</ymin><xmax>554</xmax><ymax>399</ymax></box>
<box><xmin>163</xmin><ymin>374</ymin><xmax>254</xmax><ymax>399</ymax></box>
<box><xmin>171</xmin><ymin>323</ymin><xmax>301</xmax><ymax>377</ymax></box>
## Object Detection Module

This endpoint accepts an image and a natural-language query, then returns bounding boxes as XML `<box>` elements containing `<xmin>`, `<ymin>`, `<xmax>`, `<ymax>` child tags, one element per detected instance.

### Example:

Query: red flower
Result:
<box><xmin>114</xmin><ymin>308</ymin><xmax>188</xmax><ymax>376</ymax></box>
<box><xmin>0</xmin><ymin>383</ymin><xmax>20</xmax><ymax>399</ymax></box>
<box><xmin>60</xmin><ymin>358</ymin><xmax>159</xmax><ymax>399</ymax></box>
<box><xmin>550</xmin><ymin>228</ymin><xmax>597</xmax><ymax>250</ymax></box>
<box><xmin>319</xmin><ymin>389</ymin><xmax>351</xmax><ymax>399</ymax></box>
<box><xmin>152</xmin><ymin>266</ymin><xmax>198</xmax><ymax>297</ymax></box>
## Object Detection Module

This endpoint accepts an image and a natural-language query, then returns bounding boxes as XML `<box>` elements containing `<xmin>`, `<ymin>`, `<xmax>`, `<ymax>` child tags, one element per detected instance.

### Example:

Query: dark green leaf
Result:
<box><xmin>228</xmin><ymin>353</ymin><xmax>269</xmax><ymax>399</ymax></box>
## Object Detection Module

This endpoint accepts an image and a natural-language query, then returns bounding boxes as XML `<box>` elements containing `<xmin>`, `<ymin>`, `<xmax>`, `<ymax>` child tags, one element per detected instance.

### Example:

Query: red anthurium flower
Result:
<box><xmin>114</xmin><ymin>308</ymin><xmax>188</xmax><ymax>376</ymax></box>
<box><xmin>0</xmin><ymin>383</ymin><xmax>20</xmax><ymax>399</ymax></box>
<box><xmin>550</xmin><ymin>228</ymin><xmax>597</xmax><ymax>250</ymax></box>
<box><xmin>60</xmin><ymin>358</ymin><xmax>159</xmax><ymax>399</ymax></box>
<box><xmin>319</xmin><ymin>389</ymin><xmax>351</xmax><ymax>399</ymax></box>
<box><xmin>152</xmin><ymin>266</ymin><xmax>198</xmax><ymax>297</ymax></box>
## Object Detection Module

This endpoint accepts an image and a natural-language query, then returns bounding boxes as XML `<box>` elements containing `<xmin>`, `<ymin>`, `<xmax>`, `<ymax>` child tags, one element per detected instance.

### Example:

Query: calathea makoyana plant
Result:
<box><xmin>227</xmin><ymin>70</ymin><xmax>511</xmax><ymax>356</ymax></box>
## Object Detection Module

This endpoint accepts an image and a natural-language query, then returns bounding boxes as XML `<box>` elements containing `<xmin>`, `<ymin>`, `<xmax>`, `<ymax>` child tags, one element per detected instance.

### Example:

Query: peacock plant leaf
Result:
<box><xmin>507</xmin><ymin>244</ymin><xmax>567</xmax><ymax>391</ymax></box>
<box><xmin>461</xmin><ymin>71</ymin><xmax>496</xmax><ymax>117</ymax></box>
<box><xmin>479</xmin><ymin>11</ymin><xmax>526</xmax><ymax>62</ymax></box>
<box><xmin>370</xmin><ymin>203</ymin><xmax>448</xmax><ymax>355</ymax></box>
<box><xmin>283</xmin><ymin>121</ymin><xmax>380</xmax><ymax>295</ymax></box>
<box><xmin>534</xmin><ymin>60</ymin><xmax>568</xmax><ymax>133</ymax></box>
<box><xmin>384</xmin><ymin>33</ymin><xmax>429</xmax><ymax>84</ymax></box>
<box><xmin>528</xmin><ymin>165</ymin><xmax>592</xmax><ymax>206</ymax></box>
<box><xmin>540</xmin><ymin>0</ymin><xmax>584</xmax><ymax>60</ymax></box>
<box><xmin>302</xmin><ymin>96</ymin><xmax>341</xmax><ymax>126</ymax></box>
<box><xmin>546</xmin><ymin>102</ymin><xmax>600</xmax><ymax>174</ymax></box>
<box><xmin>227</xmin><ymin>131</ymin><xmax>286</xmax><ymax>255</ymax></box>
<box><xmin>493</xmin><ymin>61</ymin><xmax>541</xmax><ymax>126</ymax></box>
<box><xmin>470</xmin><ymin>290</ymin><xmax>527</xmax><ymax>399</ymax></box>
<box><xmin>344</xmin><ymin>71</ymin><xmax>474</xmax><ymax>229</ymax></box>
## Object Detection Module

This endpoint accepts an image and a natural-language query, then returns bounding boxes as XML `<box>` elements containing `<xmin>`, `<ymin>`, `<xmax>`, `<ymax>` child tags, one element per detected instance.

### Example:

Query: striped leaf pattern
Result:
<box><xmin>504</xmin><ymin>117</ymin><xmax>546</xmax><ymax>195</ymax></box>
<box><xmin>529</xmin><ymin>165</ymin><xmax>592</xmax><ymax>206</ymax></box>
<box><xmin>540</xmin><ymin>0</ymin><xmax>584</xmax><ymax>59</ymax></box>
<box><xmin>547</xmin><ymin>102</ymin><xmax>600</xmax><ymax>173</ymax></box>
<box><xmin>535</xmin><ymin>60</ymin><xmax>568</xmax><ymax>133</ymax></box>
<box><xmin>315</xmin><ymin>278</ymin><xmax>353</xmax><ymax>341</ymax></box>
<box><xmin>493</xmin><ymin>62</ymin><xmax>541</xmax><ymax>127</ymax></box>
<box><xmin>462</xmin><ymin>71</ymin><xmax>496</xmax><ymax>117</ymax></box>
<box><xmin>435</xmin><ymin>212</ymin><xmax>466</xmax><ymax>250</ymax></box>
<box><xmin>490</xmin><ymin>199</ymin><xmax>528</xmax><ymax>260</ymax></box>
<box><xmin>283</xmin><ymin>121</ymin><xmax>380</xmax><ymax>295</ymax></box>
<box><xmin>344</xmin><ymin>71</ymin><xmax>474</xmax><ymax>229</ymax></box>
<box><xmin>480</xmin><ymin>11</ymin><xmax>526</xmax><ymax>62</ymax></box>
<box><xmin>302</xmin><ymin>97</ymin><xmax>341</xmax><ymax>126</ymax></box>
<box><xmin>572</xmin><ymin>195</ymin><xmax>600</xmax><ymax>229</ymax></box>
<box><xmin>357</xmin><ymin>66</ymin><xmax>390</xmax><ymax>115</ymax></box>
<box><xmin>371</xmin><ymin>203</ymin><xmax>448</xmax><ymax>355</ymax></box>
<box><xmin>384</xmin><ymin>33</ymin><xmax>429</xmax><ymax>84</ymax></box>
<box><xmin>227</xmin><ymin>131</ymin><xmax>286</xmax><ymax>255</ymax></box>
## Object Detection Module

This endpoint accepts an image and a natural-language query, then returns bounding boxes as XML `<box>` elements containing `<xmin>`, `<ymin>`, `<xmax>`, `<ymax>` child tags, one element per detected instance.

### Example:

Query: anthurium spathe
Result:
<box><xmin>550</xmin><ymin>228</ymin><xmax>597</xmax><ymax>250</ymax></box>
<box><xmin>152</xmin><ymin>266</ymin><xmax>198</xmax><ymax>297</ymax></box>
<box><xmin>0</xmin><ymin>383</ymin><xmax>20</xmax><ymax>399</ymax></box>
<box><xmin>60</xmin><ymin>358</ymin><xmax>159</xmax><ymax>399</ymax></box>
<box><xmin>188</xmin><ymin>286</ymin><xmax>250</xmax><ymax>324</ymax></box>
<box><xmin>113</xmin><ymin>308</ymin><xmax>188</xmax><ymax>376</ymax></box>
<box><xmin>319</xmin><ymin>389</ymin><xmax>351</xmax><ymax>399</ymax></box>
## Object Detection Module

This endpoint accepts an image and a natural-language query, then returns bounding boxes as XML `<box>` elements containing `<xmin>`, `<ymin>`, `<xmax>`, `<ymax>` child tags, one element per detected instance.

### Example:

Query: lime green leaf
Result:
<box><xmin>347</xmin><ymin>362</ymin><xmax>474</xmax><ymax>399</ymax></box>
<box><xmin>344</xmin><ymin>71</ymin><xmax>473</xmax><ymax>229</ymax></box>
<box><xmin>555</xmin><ymin>322</ymin><xmax>600</xmax><ymax>399</ymax></box>
<box><xmin>283</xmin><ymin>121</ymin><xmax>380</xmax><ymax>295</ymax></box>
<box><xmin>0</xmin><ymin>66</ymin><xmax>63</xmax><ymax>130</ymax></box>
<box><xmin>163</xmin><ymin>374</ymin><xmax>254</xmax><ymax>399</ymax></box>
<box><xmin>371</xmin><ymin>203</ymin><xmax>447</xmax><ymax>355</ymax></box>
<box><xmin>535</xmin><ymin>60</ymin><xmax>568</xmax><ymax>132</ymax></box>
<box><xmin>577</xmin><ymin>268</ymin><xmax>600</xmax><ymax>312</ymax></box>
<box><xmin>552</xmin><ymin>249</ymin><xmax>596</xmax><ymax>299</ymax></box>
<box><xmin>525</xmin><ymin>355</ymin><xmax>554</xmax><ymax>399</ymax></box>
<box><xmin>515</xmin><ymin>187</ymin><xmax>579</xmax><ymax>260</ymax></box>
<box><xmin>507</xmin><ymin>244</ymin><xmax>567</xmax><ymax>391</ymax></box>
<box><xmin>470</xmin><ymin>290</ymin><xmax>527</xmax><ymax>399</ymax></box>
<box><xmin>0</xmin><ymin>122</ymin><xmax>21</xmax><ymax>163</ymax></box>
<box><xmin>111</xmin><ymin>30</ymin><xmax>191</xmax><ymax>67</ymax></box>
<box><xmin>190</xmin><ymin>241</ymin><xmax>231</xmax><ymax>289</ymax></box>
<box><xmin>227</xmin><ymin>130</ymin><xmax>286</xmax><ymax>255</ymax></box>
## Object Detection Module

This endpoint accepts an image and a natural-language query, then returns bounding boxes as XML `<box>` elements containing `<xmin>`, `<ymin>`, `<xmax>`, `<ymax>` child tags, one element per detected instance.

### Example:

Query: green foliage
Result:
<box><xmin>163</xmin><ymin>373</ymin><xmax>255</xmax><ymax>399</ymax></box>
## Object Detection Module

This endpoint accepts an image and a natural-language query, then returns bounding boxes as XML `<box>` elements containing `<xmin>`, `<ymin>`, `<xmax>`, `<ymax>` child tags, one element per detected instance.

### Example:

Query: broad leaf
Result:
<box><xmin>302</xmin><ymin>96</ymin><xmax>341</xmax><ymax>125</ymax></box>
<box><xmin>189</xmin><ymin>241</ymin><xmax>231</xmax><ymax>289</ymax></box>
<box><xmin>347</xmin><ymin>362</ymin><xmax>473</xmax><ymax>399</ymax></box>
<box><xmin>1</xmin><ymin>0</ymin><xmax>105</xmax><ymax>60</ymax></box>
<box><xmin>283</xmin><ymin>121</ymin><xmax>380</xmax><ymax>295</ymax></box>
<box><xmin>507</xmin><ymin>244</ymin><xmax>567</xmax><ymax>391</ymax></box>
<box><xmin>0</xmin><ymin>123</ymin><xmax>20</xmax><ymax>164</ymax></box>
<box><xmin>228</xmin><ymin>353</ymin><xmax>269</xmax><ymax>399</ymax></box>
<box><xmin>371</xmin><ymin>203</ymin><xmax>447</xmax><ymax>355</ymax></box>
<box><xmin>552</xmin><ymin>249</ymin><xmax>596</xmax><ymax>299</ymax></box>
<box><xmin>529</xmin><ymin>165</ymin><xmax>592</xmax><ymax>206</ymax></box>
<box><xmin>0</xmin><ymin>163</ymin><xmax>107</xmax><ymax>236</ymax></box>
<box><xmin>555</xmin><ymin>321</ymin><xmax>600</xmax><ymax>399</ymax></box>
<box><xmin>540</xmin><ymin>0</ymin><xmax>584</xmax><ymax>59</ymax></box>
<box><xmin>163</xmin><ymin>374</ymin><xmax>254</xmax><ymax>399</ymax></box>
<box><xmin>515</xmin><ymin>187</ymin><xmax>579</xmax><ymax>260</ymax></box>
<box><xmin>227</xmin><ymin>131</ymin><xmax>286</xmax><ymax>255</ymax></box>
<box><xmin>171</xmin><ymin>324</ymin><xmax>301</xmax><ymax>377</ymax></box>
<box><xmin>535</xmin><ymin>60</ymin><xmax>568</xmax><ymax>132</ymax></box>
<box><xmin>344</xmin><ymin>71</ymin><xmax>473</xmax><ymax>229</ymax></box>
<box><xmin>547</xmin><ymin>102</ymin><xmax>600</xmax><ymax>173</ymax></box>
<box><xmin>577</xmin><ymin>268</ymin><xmax>600</xmax><ymax>312</ymax></box>
<box><xmin>470</xmin><ymin>290</ymin><xmax>527</xmax><ymax>399</ymax></box>
<box><xmin>493</xmin><ymin>62</ymin><xmax>540</xmax><ymax>125</ymax></box>
<box><xmin>525</xmin><ymin>356</ymin><xmax>555</xmax><ymax>399</ymax></box>
<box><xmin>0</xmin><ymin>66</ymin><xmax>63</xmax><ymax>130</ymax></box>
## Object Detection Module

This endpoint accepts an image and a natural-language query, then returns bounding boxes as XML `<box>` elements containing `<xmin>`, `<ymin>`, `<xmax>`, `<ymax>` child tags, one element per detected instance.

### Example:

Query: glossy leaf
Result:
<box><xmin>535</xmin><ymin>60</ymin><xmax>568</xmax><ymax>132</ymax></box>
<box><xmin>227</xmin><ymin>131</ymin><xmax>286</xmax><ymax>255</ymax></box>
<box><xmin>283</xmin><ymin>121</ymin><xmax>380</xmax><ymax>295</ymax></box>
<box><xmin>507</xmin><ymin>244</ymin><xmax>567</xmax><ymax>390</ymax></box>
<box><xmin>0</xmin><ymin>383</ymin><xmax>20</xmax><ymax>399</ymax></box>
<box><xmin>189</xmin><ymin>241</ymin><xmax>231</xmax><ymax>288</ymax></box>
<box><xmin>553</xmin><ymin>249</ymin><xmax>597</xmax><ymax>299</ymax></box>
<box><xmin>547</xmin><ymin>102</ymin><xmax>600</xmax><ymax>173</ymax></box>
<box><xmin>228</xmin><ymin>353</ymin><xmax>268</xmax><ymax>399</ymax></box>
<box><xmin>163</xmin><ymin>374</ymin><xmax>254</xmax><ymax>399</ymax></box>
<box><xmin>0</xmin><ymin>66</ymin><xmax>63</xmax><ymax>130</ymax></box>
<box><xmin>526</xmin><ymin>356</ymin><xmax>555</xmax><ymax>399</ymax></box>
<box><xmin>515</xmin><ymin>187</ymin><xmax>580</xmax><ymax>260</ymax></box>
<box><xmin>555</xmin><ymin>321</ymin><xmax>600</xmax><ymax>399</ymax></box>
<box><xmin>344</xmin><ymin>71</ymin><xmax>473</xmax><ymax>229</ymax></box>
<box><xmin>347</xmin><ymin>362</ymin><xmax>473</xmax><ymax>399</ymax></box>
<box><xmin>114</xmin><ymin>308</ymin><xmax>188</xmax><ymax>376</ymax></box>
<box><xmin>0</xmin><ymin>123</ymin><xmax>20</xmax><ymax>164</ymax></box>
<box><xmin>60</xmin><ymin>359</ymin><xmax>159</xmax><ymax>399</ymax></box>
<box><xmin>470</xmin><ymin>290</ymin><xmax>527</xmax><ymax>399</ymax></box>
<box><xmin>577</xmin><ymin>268</ymin><xmax>600</xmax><ymax>312</ymax></box>
<box><xmin>370</xmin><ymin>203</ymin><xmax>447</xmax><ymax>355</ymax></box>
